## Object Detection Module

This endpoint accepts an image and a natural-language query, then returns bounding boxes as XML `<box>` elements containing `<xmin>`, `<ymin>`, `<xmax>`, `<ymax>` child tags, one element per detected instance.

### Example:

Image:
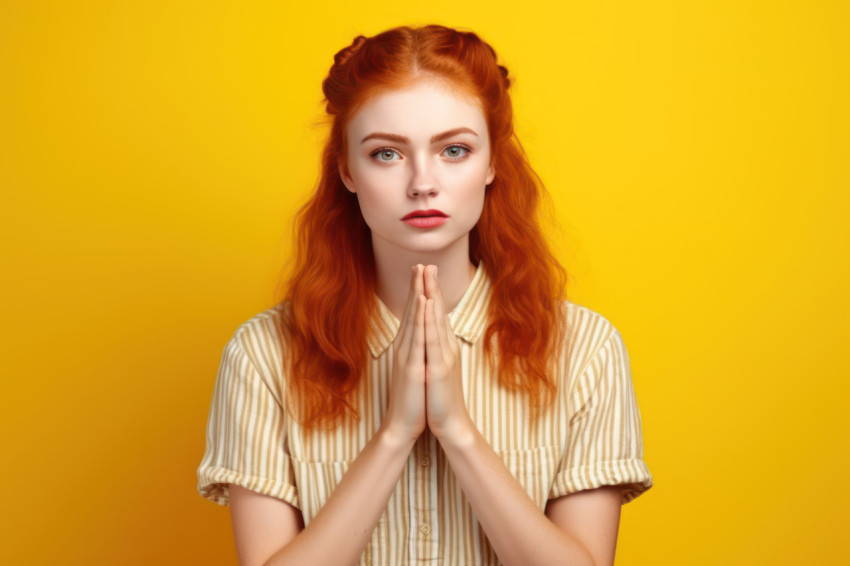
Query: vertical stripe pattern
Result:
<box><xmin>197</xmin><ymin>261</ymin><xmax>654</xmax><ymax>564</ymax></box>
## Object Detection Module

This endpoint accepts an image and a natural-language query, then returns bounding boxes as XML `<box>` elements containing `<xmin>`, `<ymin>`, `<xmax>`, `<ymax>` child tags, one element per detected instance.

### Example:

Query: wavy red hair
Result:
<box><xmin>276</xmin><ymin>24</ymin><xmax>569</xmax><ymax>431</ymax></box>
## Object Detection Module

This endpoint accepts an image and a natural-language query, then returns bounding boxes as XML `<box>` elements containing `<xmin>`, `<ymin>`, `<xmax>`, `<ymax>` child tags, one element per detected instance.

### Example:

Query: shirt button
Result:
<box><xmin>420</xmin><ymin>456</ymin><xmax>431</xmax><ymax>466</ymax></box>
<box><xmin>419</xmin><ymin>523</ymin><xmax>431</xmax><ymax>535</ymax></box>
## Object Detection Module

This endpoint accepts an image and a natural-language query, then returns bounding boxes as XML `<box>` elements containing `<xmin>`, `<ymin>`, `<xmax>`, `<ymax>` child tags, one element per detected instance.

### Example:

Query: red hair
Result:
<box><xmin>276</xmin><ymin>24</ymin><xmax>568</xmax><ymax>431</ymax></box>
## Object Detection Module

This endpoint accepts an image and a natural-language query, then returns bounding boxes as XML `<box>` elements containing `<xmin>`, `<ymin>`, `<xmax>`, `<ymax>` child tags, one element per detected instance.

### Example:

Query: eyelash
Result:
<box><xmin>369</xmin><ymin>144</ymin><xmax>473</xmax><ymax>163</ymax></box>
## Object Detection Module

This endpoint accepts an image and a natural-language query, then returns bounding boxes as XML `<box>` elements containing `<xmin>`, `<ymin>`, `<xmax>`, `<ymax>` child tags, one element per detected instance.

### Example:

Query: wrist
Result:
<box><xmin>376</xmin><ymin>423</ymin><xmax>419</xmax><ymax>454</ymax></box>
<box><xmin>431</xmin><ymin>416</ymin><xmax>478</xmax><ymax>450</ymax></box>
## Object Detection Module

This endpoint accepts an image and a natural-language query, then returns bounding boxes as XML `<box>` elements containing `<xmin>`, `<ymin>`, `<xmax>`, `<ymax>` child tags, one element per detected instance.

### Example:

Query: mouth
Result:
<box><xmin>401</xmin><ymin>209</ymin><xmax>449</xmax><ymax>220</ymax></box>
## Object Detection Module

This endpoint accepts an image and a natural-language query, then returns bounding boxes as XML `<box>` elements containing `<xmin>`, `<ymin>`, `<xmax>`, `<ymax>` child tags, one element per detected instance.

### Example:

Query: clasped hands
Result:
<box><xmin>384</xmin><ymin>264</ymin><xmax>474</xmax><ymax>445</ymax></box>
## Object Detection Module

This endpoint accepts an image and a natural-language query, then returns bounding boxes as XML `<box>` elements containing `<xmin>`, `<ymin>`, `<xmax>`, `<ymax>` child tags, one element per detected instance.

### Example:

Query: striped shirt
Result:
<box><xmin>197</xmin><ymin>261</ymin><xmax>653</xmax><ymax>565</ymax></box>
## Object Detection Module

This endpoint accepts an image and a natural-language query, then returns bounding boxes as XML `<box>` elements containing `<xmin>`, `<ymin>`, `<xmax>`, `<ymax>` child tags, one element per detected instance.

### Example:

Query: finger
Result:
<box><xmin>421</xmin><ymin>265</ymin><xmax>438</xmax><ymax>323</ymax></box>
<box><xmin>425</xmin><ymin>298</ymin><xmax>443</xmax><ymax>366</ymax></box>
<box><xmin>412</xmin><ymin>265</ymin><xmax>426</xmax><ymax>350</ymax></box>
<box><xmin>409</xmin><ymin>294</ymin><xmax>426</xmax><ymax>367</ymax></box>
<box><xmin>397</xmin><ymin>264</ymin><xmax>422</xmax><ymax>351</ymax></box>
<box><xmin>423</xmin><ymin>265</ymin><xmax>437</xmax><ymax>299</ymax></box>
<box><xmin>415</xmin><ymin>263</ymin><xmax>425</xmax><ymax>298</ymax></box>
<box><xmin>425</xmin><ymin>265</ymin><xmax>448</xmax><ymax>328</ymax></box>
<box><xmin>428</xmin><ymin>266</ymin><xmax>452</xmax><ymax>355</ymax></box>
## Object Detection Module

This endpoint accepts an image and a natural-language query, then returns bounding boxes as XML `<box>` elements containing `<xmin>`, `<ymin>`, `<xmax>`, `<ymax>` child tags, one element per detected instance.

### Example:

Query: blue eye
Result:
<box><xmin>371</xmin><ymin>148</ymin><xmax>400</xmax><ymax>162</ymax></box>
<box><xmin>443</xmin><ymin>144</ymin><xmax>471</xmax><ymax>160</ymax></box>
<box><xmin>369</xmin><ymin>144</ymin><xmax>472</xmax><ymax>163</ymax></box>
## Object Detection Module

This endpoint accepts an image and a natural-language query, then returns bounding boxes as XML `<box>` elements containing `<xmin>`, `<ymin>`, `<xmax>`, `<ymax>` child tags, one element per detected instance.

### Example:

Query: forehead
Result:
<box><xmin>347</xmin><ymin>81</ymin><xmax>487</xmax><ymax>140</ymax></box>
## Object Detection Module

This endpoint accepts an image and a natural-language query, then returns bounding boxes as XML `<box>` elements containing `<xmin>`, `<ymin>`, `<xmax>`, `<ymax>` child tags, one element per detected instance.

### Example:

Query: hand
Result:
<box><xmin>381</xmin><ymin>264</ymin><xmax>427</xmax><ymax>443</ymax></box>
<box><xmin>422</xmin><ymin>265</ymin><xmax>474</xmax><ymax>442</ymax></box>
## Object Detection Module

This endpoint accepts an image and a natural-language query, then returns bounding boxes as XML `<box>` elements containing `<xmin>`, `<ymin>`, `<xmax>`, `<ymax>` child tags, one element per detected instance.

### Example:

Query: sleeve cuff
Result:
<box><xmin>549</xmin><ymin>458</ymin><xmax>653</xmax><ymax>505</ymax></box>
<box><xmin>197</xmin><ymin>465</ymin><xmax>300</xmax><ymax>509</ymax></box>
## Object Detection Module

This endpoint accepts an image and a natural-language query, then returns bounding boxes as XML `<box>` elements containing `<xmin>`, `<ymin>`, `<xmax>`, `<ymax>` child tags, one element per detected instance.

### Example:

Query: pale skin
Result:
<box><xmin>229</xmin><ymin>80</ymin><xmax>624</xmax><ymax>566</ymax></box>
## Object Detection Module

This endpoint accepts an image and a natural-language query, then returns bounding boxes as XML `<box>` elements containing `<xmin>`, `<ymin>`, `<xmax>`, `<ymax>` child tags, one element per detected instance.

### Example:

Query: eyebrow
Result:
<box><xmin>360</xmin><ymin>127</ymin><xmax>479</xmax><ymax>145</ymax></box>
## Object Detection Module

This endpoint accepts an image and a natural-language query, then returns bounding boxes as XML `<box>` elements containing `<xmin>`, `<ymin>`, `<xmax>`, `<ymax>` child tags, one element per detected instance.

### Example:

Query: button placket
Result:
<box><xmin>425</xmin><ymin>432</ymin><xmax>440</xmax><ymax>555</ymax></box>
<box><xmin>412</xmin><ymin>432</ymin><xmax>435</xmax><ymax>559</ymax></box>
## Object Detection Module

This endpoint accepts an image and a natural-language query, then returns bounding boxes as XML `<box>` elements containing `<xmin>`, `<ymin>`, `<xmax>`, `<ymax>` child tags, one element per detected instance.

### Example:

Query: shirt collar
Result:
<box><xmin>367</xmin><ymin>261</ymin><xmax>492</xmax><ymax>358</ymax></box>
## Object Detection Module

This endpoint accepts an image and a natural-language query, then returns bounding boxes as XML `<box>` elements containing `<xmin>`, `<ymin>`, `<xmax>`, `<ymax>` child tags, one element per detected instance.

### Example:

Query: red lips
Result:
<box><xmin>401</xmin><ymin>209</ymin><xmax>448</xmax><ymax>220</ymax></box>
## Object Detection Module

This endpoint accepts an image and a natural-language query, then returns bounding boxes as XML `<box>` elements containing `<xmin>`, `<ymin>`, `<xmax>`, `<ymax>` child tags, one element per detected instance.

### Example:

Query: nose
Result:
<box><xmin>407</xmin><ymin>156</ymin><xmax>438</xmax><ymax>199</ymax></box>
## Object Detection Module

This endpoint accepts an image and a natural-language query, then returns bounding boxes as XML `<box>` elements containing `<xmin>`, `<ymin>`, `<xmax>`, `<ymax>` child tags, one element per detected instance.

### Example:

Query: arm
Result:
<box><xmin>258</xmin><ymin>427</ymin><xmax>416</xmax><ymax>566</ymax></box>
<box><xmin>438</xmin><ymin>426</ymin><xmax>621</xmax><ymax>566</ymax></box>
<box><xmin>233</xmin><ymin>265</ymin><xmax>429</xmax><ymax>566</ymax></box>
<box><xmin>421</xmin><ymin>265</ymin><xmax>621</xmax><ymax>566</ymax></box>
<box><xmin>230</xmin><ymin>484</ymin><xmax>304</xmax><ymax>566</ymax></box>
<box><xmin>545</xmin><ymin>486</ymin><xmax>623</xmax><ymax>566</ymax></box>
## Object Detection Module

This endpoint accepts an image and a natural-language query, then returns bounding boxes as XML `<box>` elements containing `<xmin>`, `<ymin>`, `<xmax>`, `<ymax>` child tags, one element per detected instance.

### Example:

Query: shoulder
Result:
<box><xmin>561</xmin><ymin>299</ymin><xmax>622</xmax><ymax>343</ymax></box>
<box><xmin>224</xmin><ymin>302</ymin><xmax>290</xmax><ymax>386</ymax></box>
<box><xmin>230</xmin><ymin>302</ymin><xmax>289</xmax><ymax>341</ymax></box>
<box><xmin>558</xmin><ymin>299</ymin><xmax>627</xmax><ymax>377</ymax></box>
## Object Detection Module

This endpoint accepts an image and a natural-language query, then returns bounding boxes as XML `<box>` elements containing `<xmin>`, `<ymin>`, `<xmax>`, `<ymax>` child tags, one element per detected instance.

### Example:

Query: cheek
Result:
<box><xmin>353</xmin><ymin>164</ymin><xmax>406</xmax><ymax>194</ymax></box>
<box><xmin>353</xmin><ymin>186</ymin><xmax>396</xmax><ymax>230</ymax></box>
<box><xmin>454</xmin><ymin>157</ymin><xmax>491</xmax><ymax>185</ymax></box>
<box><xmin>452</xmin><ymin>169</ymin><xmax>488</xmax><ymax>205</ymax></box>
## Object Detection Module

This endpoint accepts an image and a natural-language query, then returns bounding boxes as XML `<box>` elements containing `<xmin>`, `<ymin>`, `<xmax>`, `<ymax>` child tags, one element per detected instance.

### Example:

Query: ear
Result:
<box><xmin>339</xmin><ymin>162</ymin><xmax>356</xmax><ymax>193</ymax></box>
<box><xmin>485</xmin><ymin>162</ymin><xmax>495</xmax><ymax>186</ymax></box>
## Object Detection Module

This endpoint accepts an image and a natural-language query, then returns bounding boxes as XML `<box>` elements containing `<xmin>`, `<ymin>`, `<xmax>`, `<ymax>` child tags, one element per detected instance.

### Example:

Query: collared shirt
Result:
<box><xmin>197</xmin><ymin>261</ymin><xmax>653</xmax><ymax>565</ymax></box>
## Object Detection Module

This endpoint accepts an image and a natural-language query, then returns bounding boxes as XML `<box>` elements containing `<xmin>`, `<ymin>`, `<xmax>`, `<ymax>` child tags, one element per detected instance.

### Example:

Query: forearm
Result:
<box><xmin>264</xmin><ymin>426</ymin><xmax>415</xmax><ymax>566</ymax></box>
<box><xmin>439</xmin><ymin>424</ymin><xmax>595</xmax><ymax>566</ymax></box>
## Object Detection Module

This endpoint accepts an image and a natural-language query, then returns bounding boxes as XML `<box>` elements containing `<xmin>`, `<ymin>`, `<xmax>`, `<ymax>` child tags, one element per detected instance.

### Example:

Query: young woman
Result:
<box><xmin>197</xmin><ymin>24</ymin><xmax>653</xmax><ymax>566</ymax></box>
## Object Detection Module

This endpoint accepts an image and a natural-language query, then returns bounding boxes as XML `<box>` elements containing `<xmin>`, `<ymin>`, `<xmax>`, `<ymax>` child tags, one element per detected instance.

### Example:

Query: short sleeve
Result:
<box><xmin>549</xmin><ymin>329</ymin><xmax>653</xmax><ymax>505</ymax></box>
<box><xmin>196</xmin><ymin>330</ymin><xmax>300</xmax><ymax>508</ymax></box>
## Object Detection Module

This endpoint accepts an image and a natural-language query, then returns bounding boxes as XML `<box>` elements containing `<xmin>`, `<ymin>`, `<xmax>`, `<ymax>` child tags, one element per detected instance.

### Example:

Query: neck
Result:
<box><xmin>372</xmin><ymin>236</ymin><xmax>477</xmax><ymax>322</ymax></box>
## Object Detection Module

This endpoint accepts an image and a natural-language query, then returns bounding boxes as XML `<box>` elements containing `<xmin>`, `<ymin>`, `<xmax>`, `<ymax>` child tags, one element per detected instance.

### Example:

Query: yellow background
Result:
<box><xmin>2</xmin><ymin>1</ymin><xmax>847</xmax><ymax>564</ymax></box>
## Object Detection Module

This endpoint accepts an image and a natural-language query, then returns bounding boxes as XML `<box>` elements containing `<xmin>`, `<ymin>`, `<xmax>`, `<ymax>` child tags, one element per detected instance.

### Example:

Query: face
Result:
<box><xmin>339</xmin><ymin>80</ymin><xmax>496</xmax><ymax>260</ymax></box>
